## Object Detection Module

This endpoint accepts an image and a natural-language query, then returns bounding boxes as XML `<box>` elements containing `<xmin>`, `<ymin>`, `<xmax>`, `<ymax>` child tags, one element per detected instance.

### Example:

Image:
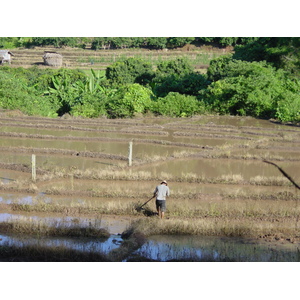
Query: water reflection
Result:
<box><xmin>129</xmin><ymin>235</ymin><xmax>300</xmax><ymax>262</ymax></box>
<box><xmin>1</xmin><ymin>225</ymin><xmax>299</xmax><ymax>261</ymax></box>
<box><xmin>0</xmin><ymin>233</ymin><xmax>123</xmax><ymax>254</ymax></box>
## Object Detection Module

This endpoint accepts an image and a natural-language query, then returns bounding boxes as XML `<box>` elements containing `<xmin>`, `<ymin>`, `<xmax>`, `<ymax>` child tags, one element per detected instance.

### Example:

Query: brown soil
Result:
<box><xmin>1</xmin><ymin>112</ymin><xmax>300</xmax><ymax>243</ymax></box>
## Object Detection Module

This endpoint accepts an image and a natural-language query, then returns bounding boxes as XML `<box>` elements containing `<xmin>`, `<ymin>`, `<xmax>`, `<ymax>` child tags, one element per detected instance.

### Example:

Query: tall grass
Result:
<box><xmin>76</xmin><ymin>52</ymin><xmax>221</xmax><ymax>68</ymax></box>
<box><xmin>125</xmin><ymin>216</ymin><xmax>300</xmax><ymax>239</ymax></box>
<box><xmin>0</xmin><ymin>217</ymin><xmax>110</xmax><ymax>238</ymax></box>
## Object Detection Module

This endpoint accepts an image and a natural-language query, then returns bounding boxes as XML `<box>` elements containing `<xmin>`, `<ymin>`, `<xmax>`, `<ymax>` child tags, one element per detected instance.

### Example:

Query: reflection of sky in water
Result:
<box><xmin>130</xmin><ymin>240</ymin><xmax>218</xmax><ymax>261</ymax></box>
<box><xmin>1</xmin><ymin>229</ymin><xmax>300</xmax><ymax>261</ymax></box>
<box><xmin>0</xmin><ymin>234</ymin><xmax>122</xmax><ymax>254</ymax></box>
<box><xmin>128</xmin><ymin>236</ymin><xmax>300</xmax><ymax>262</ymax></box>
<box><xmin>0</xmin><ymin>193</ymin><xmax>89</xmax><ymax>205</ymax></box>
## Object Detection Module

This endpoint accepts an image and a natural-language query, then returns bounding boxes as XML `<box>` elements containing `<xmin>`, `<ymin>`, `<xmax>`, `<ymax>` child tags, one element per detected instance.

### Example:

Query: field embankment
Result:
<box><xmin>1</xmin><ymin>111</ymin><xmax>300</xmax><ymax>261</ymax></box>
<box><xmin>9</xmin><ymin>45</ymin><xmax>231</xmax><ymax>71</ymax></box>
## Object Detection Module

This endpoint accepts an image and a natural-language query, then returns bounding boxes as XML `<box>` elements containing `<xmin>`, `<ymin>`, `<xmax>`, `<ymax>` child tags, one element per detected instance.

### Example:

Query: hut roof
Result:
<box><xmin>0</xmin><ymin>50</ymin><xmax>14</xmax><ymax>56</ymax></box>
<box><xmin>43</xmin><ymin>51</ymin><xmax>63</xmax><ymax>66</ymax></box>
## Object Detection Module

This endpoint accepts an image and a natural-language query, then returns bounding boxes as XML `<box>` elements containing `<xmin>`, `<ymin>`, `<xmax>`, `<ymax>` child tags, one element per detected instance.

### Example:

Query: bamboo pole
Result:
<box><xmin>128</xmin><ymin>141</ymin><xmax>133</xmax><ymax>167</ymax></box>
<box><xmin>32</xmin><ymin>154</ymin><xmax>36</xmax><ymax>182</ymax></box>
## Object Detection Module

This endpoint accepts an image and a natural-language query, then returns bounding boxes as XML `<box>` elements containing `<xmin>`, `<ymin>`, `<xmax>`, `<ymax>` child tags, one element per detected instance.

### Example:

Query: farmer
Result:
<box><xmin>153</xmin><ymin>180</ymin><xmax>170</xmax><ymax>219</ymax></box>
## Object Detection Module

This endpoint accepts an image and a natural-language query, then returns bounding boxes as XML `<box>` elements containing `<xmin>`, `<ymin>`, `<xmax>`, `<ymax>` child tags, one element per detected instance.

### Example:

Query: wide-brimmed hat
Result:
<box><xmin>161</xmin><ymin>180</ymin><xmax>167</xmax><ymax>185</ymax></box>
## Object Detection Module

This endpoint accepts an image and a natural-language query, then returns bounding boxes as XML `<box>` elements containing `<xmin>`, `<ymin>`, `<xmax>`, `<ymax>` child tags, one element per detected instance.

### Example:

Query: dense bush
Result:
<box><xmin>276</xmin><ymin>91</ymin><xmax>300</xmax><ymax>122</ymax></box>
<box><xmin>106</xmin><ymin>58</ymin><xmax>154</xmax><ymax>86</ymax></box>
<box><xmin>206</xmin><ymin>54</ymin><xmax>234</xmax><ymax>82</ymax></box>
<box><xmin>153</xmin><ymin>72</ymin><xmax>209</xmax><ymax>98</ymax></box>
<box><xmin>0</xmin><ymin>70</ymin><xmax>57</xmax><ymax>117</ymax></box>
<box><xmin>71</xmin><ymin>93</ymin><xmax>108</xmax><ymax>118</ymax></box>
<box><xmin>151</xmin><ymin>58</ymin><xmax>209</xmax><ymax>97</ymax></box>
<box><xmin>30</xmin><ymin>37</ymin><xmax>83</xmax><ymax>48</ymax></box>
<box><xmin>1</xmin><ymin>37</ymin><xmax>300</xmax><ymax>123</ymax></box>
<box><xmin>0</xmin><ymin>37</ymin><xmax>264</xmax><ymax>50</ymax></box>
<box><xmin>105</xmin><ymin>83</ymin><xmax>154</xmax><ymax>118</ymax></box>
<box><xmin>202</xmin><ymin>59</ymin><xmax>300</xmax><ymax>120</ymax></box>
<box><xmin>151</xmin><ymin>92</ymin><xmax>205</xmax><ymax>117</ymax></box>
<box><xmin>233</xmin><ymin>37</ymin><xmax>300</xmax><ymax>77</ymax></box>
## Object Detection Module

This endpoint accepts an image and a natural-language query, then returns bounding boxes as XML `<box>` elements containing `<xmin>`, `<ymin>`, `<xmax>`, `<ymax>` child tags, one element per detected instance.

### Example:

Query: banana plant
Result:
<box><xmin>74</xmin><ymin>69</ymin><xmax>105</xmax><ymax>95</ymax></box>
<box><xmin>44</xmin><ymin>74</ymin><xmax>79</xmax><ymax>115</ymax></box>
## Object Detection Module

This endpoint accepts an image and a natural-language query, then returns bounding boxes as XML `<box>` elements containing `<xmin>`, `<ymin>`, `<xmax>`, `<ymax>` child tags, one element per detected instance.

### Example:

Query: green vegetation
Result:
<box><xmin>0</xmin><ymin>37</ymin><xmax>258</xmax><ymax>50</ymax></box>
<box><xmin>1</xmin><ymin>37</ymin><xmax>300</xmax><ymax>122</ymax></box>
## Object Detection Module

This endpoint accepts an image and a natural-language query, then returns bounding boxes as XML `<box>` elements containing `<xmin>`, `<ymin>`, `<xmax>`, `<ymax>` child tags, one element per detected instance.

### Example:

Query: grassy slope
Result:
<box><xmin>9</xmin><ymin>45</ymin><xmax>233</xmax><ymax>72</ymax></box>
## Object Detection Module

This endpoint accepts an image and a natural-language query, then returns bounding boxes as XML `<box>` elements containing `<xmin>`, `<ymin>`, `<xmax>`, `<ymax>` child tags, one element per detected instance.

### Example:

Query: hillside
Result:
<box><xmin>8</xmin><ymin>46</ymin><xmax>233</xmax><ymax>71</ymax></box>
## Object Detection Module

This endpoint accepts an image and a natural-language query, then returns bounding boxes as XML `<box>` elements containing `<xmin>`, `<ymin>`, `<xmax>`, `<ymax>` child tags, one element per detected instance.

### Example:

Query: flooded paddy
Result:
<box><xmin>130</xmin><ymin>235</ymin><xmax>300</xmax><ymax>262</ymax></box>
<box><xmin>0</xmin><ymin>136</ymin><xmax>202</xmax><ymax>158</ymax></box>
<box><xmin>0</xmin><ymin>169</ymin><xmax>31</xmax><ymax>183</ymax></box>
<box><xmin>1</xmin><ymin>113</ymin><xmax>300</xmax><ymax>261</ymax></box>
<box><xmin>1</xmin><ymin>230</ymin><xmax>299</xmax><ymax>262</ymax></box>
<box><xmin>134</xmin><ymin>158</ymin><xmax>300</xmax><ymax>181</ymax></box>
<box><xmin>0</xmin><ymin>151</ymin><xmax>123</xmax><ymax>172</ymax></box>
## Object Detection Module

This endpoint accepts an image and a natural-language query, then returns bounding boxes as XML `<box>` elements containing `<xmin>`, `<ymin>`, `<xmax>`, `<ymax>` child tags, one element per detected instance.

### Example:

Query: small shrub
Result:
<box><xmin>106</xmin><ymin>83</ymin><xmax>154</xmax><ymax>118</ymax></box>
<box><xmin>152</xmin><ymin>92</ymin><xmax>205</xmax><ymax>117</ymax></box>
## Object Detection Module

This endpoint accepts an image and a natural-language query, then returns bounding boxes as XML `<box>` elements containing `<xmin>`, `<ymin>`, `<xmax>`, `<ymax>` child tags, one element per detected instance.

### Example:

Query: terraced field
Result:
<box><xmin>1</xmin><ymin>110</ymin><xmax>300</xmax><ymax>261</ymax></box>
<box><xmin>9</xmin><ymin>46</ymin><xmax>231</xmax><ymax>71</ymax></box>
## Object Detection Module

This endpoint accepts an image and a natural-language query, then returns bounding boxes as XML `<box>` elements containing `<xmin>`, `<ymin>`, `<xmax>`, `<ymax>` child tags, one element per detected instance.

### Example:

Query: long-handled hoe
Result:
<box><xmin>135</xmin><ymin>196</ymin><xmax>157</xmax><ymax>216</ymax></box>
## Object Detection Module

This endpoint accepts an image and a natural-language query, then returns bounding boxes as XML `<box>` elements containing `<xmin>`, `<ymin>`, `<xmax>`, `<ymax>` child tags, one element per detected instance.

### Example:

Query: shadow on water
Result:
<box><xmin>1</xmin><ymin>221</ymin><xmax>300</xmax><ymax>261</ymax></box>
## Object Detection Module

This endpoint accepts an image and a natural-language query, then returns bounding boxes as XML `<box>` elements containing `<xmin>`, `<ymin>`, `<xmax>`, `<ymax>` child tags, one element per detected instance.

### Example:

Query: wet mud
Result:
<box><xmin>1</xmin><ymin>112</ymin><xmax>300</xmax><ymax>261</ymax></box>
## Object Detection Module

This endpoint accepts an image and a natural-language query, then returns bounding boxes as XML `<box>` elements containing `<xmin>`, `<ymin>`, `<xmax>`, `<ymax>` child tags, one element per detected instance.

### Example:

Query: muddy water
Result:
<box><xmin>0</xmin><ymin>181</ymin><xmax>295</xmax><ymax>213</ymax></box>
<box><xmin>0</xmin><ymin>169</ymin><xmax>30</xmax><ymax>183</ymax></box>
<box><xmin>39</xmin><ymin>178</ymin><xmax>293</xmax><ymax>196</ymax></box>
<box><xmin>231</xmin><ymin>148</ymin><xmax>300</xmax><ymax>160</ymax></box>
<box><xmin>0</xmin><ymin>152</ymin><xmax>121</xmax><ymax>171</ymax></box>
<box><xmin>1</xmin><ymin>230</ymin><xmax>299</xmax><ymax>261</ymax></box>
<box><xmin>1</xmin><ymin>115</ymin><xmax>300</xmax><ymax>261</ymax></box>
<box><xmin>0</xmin><ymin>137</ymin><xmax>200</xmax><ymax>157</ymax></box>
<box><xmin>184</xmin><ymin>115</ymin><xmax>292</xmax><ymax>129</ymax></box>
<box><xmin>129</xmin><ymin>235</ymin><xmax>300</xmax><ymax>262</ymax></box>
<box><xmin>0</xmin><ymin>126</ymin><xmax>170</xmax><ymax>140</ymax></box>
<box><xmin>134</xmin><ymin>158</ymin><xmax>300</xmax><ymax>181</ymax></box>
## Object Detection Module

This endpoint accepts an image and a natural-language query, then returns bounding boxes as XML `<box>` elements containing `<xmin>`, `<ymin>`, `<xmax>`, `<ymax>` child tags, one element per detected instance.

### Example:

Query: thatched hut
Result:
<box><xmin>43</xmin><ymin>51</ymin><xmax>63</xmax><ymax>67</ymax></box>
<box><xmin>0</xmin><ymin>50</ymin><xmax>14</xmax><ymax>64</ymax></box>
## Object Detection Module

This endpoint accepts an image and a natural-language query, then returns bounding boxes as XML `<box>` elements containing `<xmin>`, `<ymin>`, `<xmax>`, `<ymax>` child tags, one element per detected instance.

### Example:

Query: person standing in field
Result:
<box><xmin>153</xmin><ymin>180</ymin><xmax>170</xmax><ymax>219</ymax></box>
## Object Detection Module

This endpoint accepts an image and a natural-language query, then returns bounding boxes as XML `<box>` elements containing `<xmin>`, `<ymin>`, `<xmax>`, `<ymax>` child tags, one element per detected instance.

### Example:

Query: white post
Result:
<box><xmin>32</xmin><ymin>154</ymin><xmax>36</xmax><ymax>182</ymax></box>
<box><xmin>128</xmin><ymin>141</ymin><xmax>133</xmax><ymax>167</ymax></box>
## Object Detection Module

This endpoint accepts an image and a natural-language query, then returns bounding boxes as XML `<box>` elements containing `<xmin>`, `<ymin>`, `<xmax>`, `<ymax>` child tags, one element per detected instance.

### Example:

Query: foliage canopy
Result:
<box><xmin>1</xmin><ymin>37</ymin><xmax>300</xmax><ymax>123</ymax></box>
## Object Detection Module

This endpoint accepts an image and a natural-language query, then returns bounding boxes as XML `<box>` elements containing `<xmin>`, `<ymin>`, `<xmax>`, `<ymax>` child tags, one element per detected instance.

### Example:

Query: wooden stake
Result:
<box><xmin>128</xmin><ymin>141</ymin><xmax>133</xmax><ymax>167</ymax></box>
<box><xmin>32</xmin><ymin>154</ymin><xmax>36</xmax><ymax>182</ymax></box>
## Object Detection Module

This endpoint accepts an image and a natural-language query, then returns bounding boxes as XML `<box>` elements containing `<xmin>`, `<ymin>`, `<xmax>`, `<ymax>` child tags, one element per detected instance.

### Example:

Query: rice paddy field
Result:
<box><xmin>1</xmin><ymin>109</ymin><xmax>300</xmax><ymax>262</ymax></box>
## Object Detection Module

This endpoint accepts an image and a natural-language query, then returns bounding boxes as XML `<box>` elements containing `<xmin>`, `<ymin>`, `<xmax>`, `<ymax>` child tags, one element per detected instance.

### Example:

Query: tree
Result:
<box><xmin>233</xmin><ymin>37</ymin><xmax>300</xmax><ymax>78</ymax></box>
<box><xmin>145</xmin><ymin>37</ymin><xmax>168</xmax><ymax>49</ymax></box>
<box><xmin>202</xmin><ymin>60</ymin><xmax>300</xmax><ymax>120</ymax></box>
<box><xmin>106</xmin><ymin>57</ymin><xmax>154</xmax><ymax>86</ymax></box>
<box><xmin>167</xmin><ymin>37</ymin><xmax>195</xmax><ymax>48</ymax></box>
<box><xmin>156</xmin><ymin>57</ymin><xmax>193</xmax><ymax>76</ymax></box>
<box><xmin>152</xmin><ymin>58</ymin><xmax>208</xmax><ymax>97</ymax></box>
<box><xmin>152</xmin><ymin>92</ymin><xmax>204</xmax><ymax>117</ymax></box>
<box><xmin>106</xmin><ymin>84</ymin><xmax>154</xmax><ymax>118</ymax></box>
<box><xmin>206</xmin><ymin>54</ymin><xmax>234</xmax><ymax>82</ymax></box>
<box><xmin>153</xmin><ymin>72</ymin><xmax>209</xmax><ymax>98</ymax></box>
